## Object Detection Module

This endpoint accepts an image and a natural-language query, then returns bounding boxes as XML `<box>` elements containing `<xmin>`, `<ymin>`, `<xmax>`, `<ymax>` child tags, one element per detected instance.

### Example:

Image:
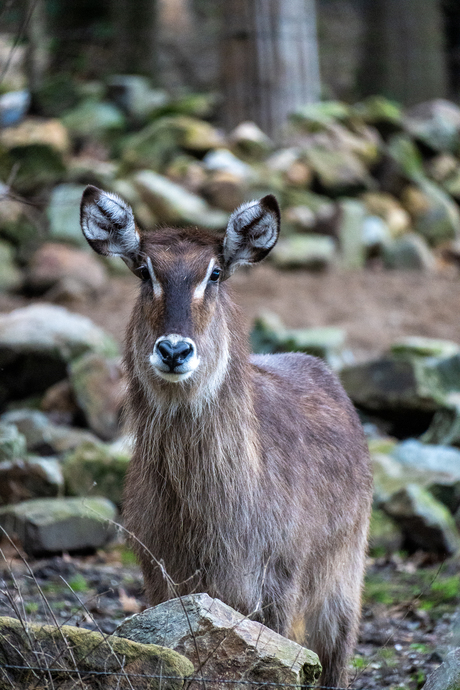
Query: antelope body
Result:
<box><xmin>80</xmin><ymin>186</ymin><xmax>373</xmax><ymax>686</ymax></box>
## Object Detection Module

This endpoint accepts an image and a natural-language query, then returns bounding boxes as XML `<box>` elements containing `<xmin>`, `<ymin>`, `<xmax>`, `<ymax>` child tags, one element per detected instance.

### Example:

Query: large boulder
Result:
<box><xmin>63</xmin><ymin>441</ymin><xmax>130</xmax><ymax>507</ymax></box>
<box><xmin>61</xmin><ymin>99</ymin><xmax>126</xmax><ymax>140</ymax></box>
<box><xmin>270</xmin><ymin>234</ymin><xmax>336</xmax><ymax>270</ymax></box>
<box><xmin>423</xmin><ymin>648</ymin><xmax>460</xmax><ymax>690</ymax></box>
<box><xmin>383</xmin><ymin>233</ymin><xmax>436</xmax><ymax>271</ymax></box>
<box><xmin>404</xmin><ymin>99</ymin><xmax>460</xmax><ymax>154</ymax></box>
<box><xmin>0</xmin><ymin>304</ymin><xmax>118</xmax><ymax>404</ymax></box>
<box><xmin>0</xmin><ymin>496</ymin><xmax>117</xmax><ymax>555</ymax></box>
<box><xmin>69</xmin><ymin>353</ymin><xmax>123</xmax><ymax>440</ymax></box>
<box><xmin>0</xmin><ymin>616</ymin><xmax>193</xmax><ymax>690</ymax></box>
<box><xmin>116</xmin><ymin>593</ymin><xmax>322</xmax><ymax>688</ymax></box>
<box><xmin>382</xmin><ymin>484</ymin><xmax>460</xmax><ymax>556</ymax></box>
<box><xmin>403</xmin><ymin>180</ymin><xmax>460</xmax><ymax>246</ymax></box>
<box><xmin>0</xmin><ymin>422</ymin><xmax>27</xmax><ymax>462</ymax></box>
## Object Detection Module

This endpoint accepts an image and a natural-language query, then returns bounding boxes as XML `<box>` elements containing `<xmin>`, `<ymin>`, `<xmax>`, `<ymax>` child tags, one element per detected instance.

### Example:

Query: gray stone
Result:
<box><xmin>26</xmin><ymin>242</ymin><xmax>108</xmax><ymax>297</ymax></box>
<box><xmin>292</xmin><ymin>100</ymin><xmax>351</xmax><ymax>128</ymax></box>
<box><xmin>69</xmin><ymin>353</ymin><xmax>123</xmax><ymax>441</ymax></box>
<box><xmin>383</xmin><ymin>233</ymin><xmax>437</xmax><ymax>271</ymax></box>
<box><xmin>116</xmin><ymin>593</ymin><xmax>321</xmax><ymax>688</ymax></box>
<box><xmin>0</xmin><ymin>118</ymin><xmax>69</xmax><ymax>194</ymax></box>
<box><xmin>404</xmin><ymin>99</ymin><xmax>460</xmax><ymax>154</ymax></box>
<box><xmin>0</xmin><ymin>240</ymin><xmax>22</xmax><ymax>293</ymax></box>
<box><xmin>413</xmin><ymin>180</ymin><xmax>460</xmax><ymax>246</ymax></box>
<box><xmin>337</xmin><ymin>199</ymin><xmax>366</xmax><ymax>268</ymax></box>
<box><xmin>0</xmin><ymin>496</ymin><xmax>117</xmax><ymax>555</ymax></box>
<box><xmin>0</xmin><ymin>456</ymin><xmax>63</xmax><ymax>504</ymax></box>
<box><xmin>0</xmin><ymin>422</ymin><xmax>27</xmax><ymax>462</ymax></box>
<box><xmin>391</xmin><ymin>337</ymin><xmax>460</xmax><ymax>359</ymax></box>
<box><xmin>61</xmin><ymin>99</ymin><xmax>125</xmax><ymax>139</ymax></box>
<box><xmin>423</xmin><ymin>647</ymin><xmax>460</xmax><ymax>690</ymax></box>
<box><xmin>133</xmin><ymin>169</ymin><xmax>228</xmax><ymax>230</ymax></box>
<box><xmin>0</xmin><ymin>89</ymin><xmax>30</xmax><ymax>127</ymax></box>
<box><xmin>63</xmin><ymin>441</ymin><xmax>130</xmax><ymax>507</ymax></box>
<box><xmin>382</xmin><ymin>484</ymin><xmax>460</xmax><ymax>555</ymax></box>
<box><xmin>251</xmin><ymin>311</ymin><xmax>348</xmax><ymax>368</ymax></box>
<box><xmin>47</xmin><ymin>184</ymin><xmax>89</xmax><ymax>247</ymax></box>
<box><xmin>0</xmin><ymin>408</ymin><xmax>99</xmax><ymax>454</ymax></box>
<box><xmin>362</xmin><ymin>215</ymin><xmax>392</xmax><ymax>254</ymax></box>
<box><xmin>229</xmin><ymin>121</ymin><xmax>274</xmax><ymax>161</ymax></box>
<box><xmin>0</xmin><ymin>304</ymin><xmax>118</xmax><ymax>403</ymax></box>
<box><xmin>270</xmin><ymin>234</ymin><xmax>336</xmax><ymax>270</ymax></box>
<box><xmin>0</xmin><ymin>616</ymin><xmax>193</xmax><ymax>690</ymax></box>
<box><xmin>387</xmin><ymin>134</ymin><xmax>424</xmax><ymax>182</ymax></box>
<box><xmin>352</xmin><ymin>96</ymin><xmax>403</xmax><ymax>127</ymax></box>
<box><xmin>304</xmin><ymin>142</ymin><xmax>370</xmax><ymax>193</ymax></box>
<box><xmin>202</xmin><ymin>148</ymin><xmax>254</xmax><ymax>179</ymax></box>
<box><xmin>107</xmin><ymin>75</ymin><xmax>168</xmax><ymax>122</ymax></box>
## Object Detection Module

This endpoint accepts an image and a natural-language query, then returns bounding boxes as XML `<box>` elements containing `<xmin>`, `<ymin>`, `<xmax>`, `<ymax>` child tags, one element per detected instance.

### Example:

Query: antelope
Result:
<box><xmin>80</xmin><ymin>185</ymin><xmax>373</xmax><ymax>686</ymax></box>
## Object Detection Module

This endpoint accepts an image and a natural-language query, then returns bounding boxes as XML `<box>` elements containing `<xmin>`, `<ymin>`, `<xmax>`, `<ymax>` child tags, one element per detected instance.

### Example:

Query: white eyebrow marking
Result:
<box><xmin>147</xmin><ymin>257</ymin><xmax>163</xmax><ymax>298</ymax></box>
<box><xmin>193</xmin><ymin>259</ymin><xmax>215</xmax><ymax>300</ymax></box>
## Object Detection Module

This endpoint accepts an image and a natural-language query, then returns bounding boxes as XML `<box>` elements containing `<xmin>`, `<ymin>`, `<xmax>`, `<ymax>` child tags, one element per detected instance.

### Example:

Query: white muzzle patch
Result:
<box><xmin>150</xmin><ymin>334</ymin><xmax>200</xmax><ymax>383</ymax></box>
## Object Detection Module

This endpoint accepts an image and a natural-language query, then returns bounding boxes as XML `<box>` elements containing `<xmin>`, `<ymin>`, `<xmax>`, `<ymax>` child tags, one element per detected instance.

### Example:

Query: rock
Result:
<box><xmin>0</xmin><ymin>240</ymin><xmax>22</xmax><ymax>292</ymax></box>
<box><xmin>283</xmin><ymin>205</ymin><xmax>316</xmax><ymax>232</ymax></box>
<box><xmin>229</xmin><ymin>121</ymin><xmax>274</xmax><ymax>161</ymax></box>
<box><xmin>369</xmin><ymin>508</ymin><xmax>403</xmax><ymax>555</ymax></box>
<box><xmin>0</xmin><ymin>456</ymin><xmax>63</xmax><ymax>504</ymax></box>
<box><xmin>390</xmin><ymin>336</ymin><xmax>460</xmax><ymax>359</ymax></box>
<box><xmin>67</xmin><ymin>157</ymin><xmax>119</xmax><ymax>188</ymax></box>
<box><xmin>423</xmin><ymin>404</ymin><xmax>460</xmax><ymax>448</ymax></box>
<box><xmin>423</xmin><ymin>647</ymin><xmax>460</xmax><ymax>690</ymax></box>
<box><xmin>47</xmin><ymin>183</ymin><xmax>89</xmax><ymax>247</ymax></box>
<box><xmin>387</xmin><ymin>134</ymin><xmax>424</xmax><ymax>182</ymax></box>
<box><xmin>251</xmin><ymin>311</ymin><xmax>348</xmax><ymax>368</ymax></box>
<box><xmin>340</xmin><ymin>343</ymin><xmax>460</xmax><ymax>421</ymax></box>
<box><xmin>133</xmin><ymin>169</ymin><xmax>228</xmax><ymax>229</ymax></box>
<box><xmin>0</xmin><ymin>90</ymin><xmax>30</xmax><ymax>127</ymax></box>
<box><xmin>383</xmin><ymin>233</ymin><xmax>437</xmax><ymax>271</ymax></box>
<box><xmin>107</xmin><ymin>74</ymin><xmax>168</xmax><ymax>122</ymax></box>
<box><xmin>392</xmin><ymin>440</ymin><xmax>460</xmax><ymax>513</ymax></box>
<box><xmin>0</xmin><ymin>422</ymin><xmax>27</xmax><ymax>461</ymax></box>
<box><xmin>203</xmin><ymin>148</ymin><xmax>254</xmax><ymax>179</ymax></box>
<box><xmin>0</xmin><ymin>194</ymin><xmax>37</xmax><ymax>252</ymax></box>
<box><xmin>404</xmin><ymin>180</ymin><xmax>460</xmax><ymax>246</ymax></box>
<box><xmin>337</xmin><ymin>199</ymin><xmax>366</xmax><ymax>268</ymax></box>
<box><xmin>0</xmin><ymin>616</ymin><xmax>193</xmax><ymax>690</ymax></box>
<box><xmin>382</xmin><ymin>484</ymin><xmax>460</xmax><ymax>555</ymax></box>
<box><xmin>41</xmin><ymin>379</ymin><xmax>80</xmax><ymax>426</ymax></box>
<box><xmin>361</xmin><ymin>192</ymin><xmax>411</xmax><ymax>238</ymax></box>
<box><xmin>0</xmin><ymin>117</ymin><xmax>68</xmax><ymax>193</ymax></box>
<box><xmin>270</xmin><ymin>235</ymin><xmax>336</xmax><ymax>270</ymax></box>
<box><xmin>116</xmin><ymin>593</ymin><xmax>322</xmax><ymax>688</ymax></box>
<box><xmin>352</xmin><ymin>96</ymin><xmax>403</xmax><ymax>129</ymax></box>
<box><xmin>69</xmin><ymin>353</ymin><xmax>123</xmax><ymax>440</ymax></box>
<box><xmin>200</xmin><ymin>171</ymin><xmax>246</xmax><ymax>212</ymax></box>
<box><xmin>61</xmin><ymin>99</ymin><xmax>126</xmax><ymax>139</ymax></box>
<box><xmin>292</xmin><ymin>100</ymin><xmax>351</xmax><ymax>128</ymax></box>
<box><xmin>404</xmin><ymin>99</ymin><xmax>460</xmax><ymax>154</ymax></box>
<box><xmin>26</xmin><ymin>242</ymin><xmax>107</xmax><ymax>299</ymax></box>
<box><xmin>122</xmin><ymin>116</ymin><xmax>223</xmax><ymax>171</ymax></box>
<box><xmin>0</xmin><ymin>497</ymin><xmax>117</xmax><ymax>555</ymax></box>
<box><xmin>0</xmin><ymin>304</ymin><xmax>118</xmax><ymax>403</ymax></box>
<box><xmin>165</xmin><ymin>155</ymin><xmax>207</xmax><ymax>194</ymax></box>
<box><xmin>304</xmin><ymin>140</ymin><xmax>370</xmax><ymax>194</ymax></box>
<box><xmin>63</xmin><ymin>441</ymin><xmax>130</xmax><ymax>507</ymax></box>
<box><xmin>1</xmin><ymin>408</ymin><xmax>98</xmax><ymax>455</ymax></box>
<box><xmin>362</xmin><ymin>215</ymin><xmax>392</xmax><ymax>255</ymax></box>
<box><xmin>428</xmin><ymin>153</ymin><xmax>459</xmax><ymax>184</ymax></box>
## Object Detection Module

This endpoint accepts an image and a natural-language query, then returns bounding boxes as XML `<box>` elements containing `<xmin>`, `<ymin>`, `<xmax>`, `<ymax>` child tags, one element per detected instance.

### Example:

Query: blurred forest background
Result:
<box><xmin>2</xmin><ymin>3</ymin><xmax>460</xmax><ymax>689</ymax></box>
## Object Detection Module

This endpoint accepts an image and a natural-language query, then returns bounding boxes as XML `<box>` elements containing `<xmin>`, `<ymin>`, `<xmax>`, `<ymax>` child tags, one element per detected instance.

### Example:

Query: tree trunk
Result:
<box><xmin>220</xmin><ymin>0</ymin><xmax>321</xmax><ymax>139</ymax></box>
<box><xmin>361</xmin><ymin>0</ymin><xmax>447</xmax><ymax>105</ymax></box>
<box><xmin>112</xmin><ymin>0</ymin><xmax>157</xmax><ymax>77</ymax></box>
<box><xmin>25</xmin><ymin>0</ymin><xmax>49</xmax><ymax>97</ymax></box>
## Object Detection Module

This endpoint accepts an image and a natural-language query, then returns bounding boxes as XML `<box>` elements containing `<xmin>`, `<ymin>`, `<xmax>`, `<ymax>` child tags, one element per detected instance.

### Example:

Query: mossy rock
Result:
<box><xmin>0</xmin><ymin>616</ymin><xmax>193</xmax><ymax>689</ymax></box>
<box><xmin>63</xmin><ymin>441</ymin><xmax>130</xmax><ymax>507</ymax></box>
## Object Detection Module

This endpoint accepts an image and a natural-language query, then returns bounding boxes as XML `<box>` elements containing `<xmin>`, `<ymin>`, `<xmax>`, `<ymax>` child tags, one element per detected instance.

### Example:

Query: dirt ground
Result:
<box><xmin>3</xmin><ymin>264</ymin><xmax>460</xmax><ymax>361</ymax></box>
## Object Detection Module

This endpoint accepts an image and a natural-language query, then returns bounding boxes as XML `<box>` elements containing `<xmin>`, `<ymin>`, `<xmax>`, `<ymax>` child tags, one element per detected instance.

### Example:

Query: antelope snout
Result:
<box><xmin>150</xmin><ymin>335</ymin><xmax>199</xmax><ymax>382</ymax></box>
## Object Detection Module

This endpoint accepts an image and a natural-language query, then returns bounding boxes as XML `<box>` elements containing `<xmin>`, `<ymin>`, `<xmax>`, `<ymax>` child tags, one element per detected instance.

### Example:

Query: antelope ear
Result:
<box><xmin>222</xmin><ymin>195</ymin><xmax>280</xmax><ymax>275</ymax></box>
<box><xmin>80</xmin><ymin>185</ymin><xmax>140</xmax><ymax>266</ymax></box>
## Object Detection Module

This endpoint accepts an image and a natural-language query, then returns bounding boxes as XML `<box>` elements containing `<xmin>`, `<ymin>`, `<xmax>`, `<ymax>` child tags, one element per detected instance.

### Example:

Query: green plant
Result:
<box><xmin>25</xmin><ymin>602</ymin><xmax>39</xmax><ymax>614</ymax></box>
<box><xmin>67</xmin><ymin>574</ymin><xmax>89</xmax><ymax>593</ymax></box>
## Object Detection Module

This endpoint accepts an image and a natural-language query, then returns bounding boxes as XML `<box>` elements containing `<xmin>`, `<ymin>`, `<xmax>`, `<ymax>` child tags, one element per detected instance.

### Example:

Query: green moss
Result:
<box><xmin>68</xmin><ymin>573</ymin><xmax>89</xmax><ymax>593</ymax></box>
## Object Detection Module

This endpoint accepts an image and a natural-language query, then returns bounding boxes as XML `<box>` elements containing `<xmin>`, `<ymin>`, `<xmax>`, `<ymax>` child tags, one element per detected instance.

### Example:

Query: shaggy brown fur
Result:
<box><xmin>80</xmin><ymin>187</ymin><xmax>373</xmax><ymax>686</ymax></box>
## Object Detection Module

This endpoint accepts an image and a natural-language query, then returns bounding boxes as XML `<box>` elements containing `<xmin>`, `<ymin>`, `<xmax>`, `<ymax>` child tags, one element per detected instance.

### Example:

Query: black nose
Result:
<box><xmin>156</xmin><ymin>340</ymin><xmax>193</xmax><ymax>370</ymax></box>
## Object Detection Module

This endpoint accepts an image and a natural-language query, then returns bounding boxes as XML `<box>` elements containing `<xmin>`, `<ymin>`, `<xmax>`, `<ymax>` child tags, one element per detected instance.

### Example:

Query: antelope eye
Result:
<box><xmin>209</xmin><ymin>267</ymin><xmax>221</xmax><ymax>283</ymax></box>
<box><xmin>138</xmin><ymin>265</ymin><xmax>150</xmax><ymax>282</ymax></box>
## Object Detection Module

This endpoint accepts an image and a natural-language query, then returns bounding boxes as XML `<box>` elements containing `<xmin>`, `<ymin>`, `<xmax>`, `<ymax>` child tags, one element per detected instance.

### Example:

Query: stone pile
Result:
<box><xmin>2</xmin><ymin>84</ymin><xmax>460</xmax><ymax>294</ymax></box>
